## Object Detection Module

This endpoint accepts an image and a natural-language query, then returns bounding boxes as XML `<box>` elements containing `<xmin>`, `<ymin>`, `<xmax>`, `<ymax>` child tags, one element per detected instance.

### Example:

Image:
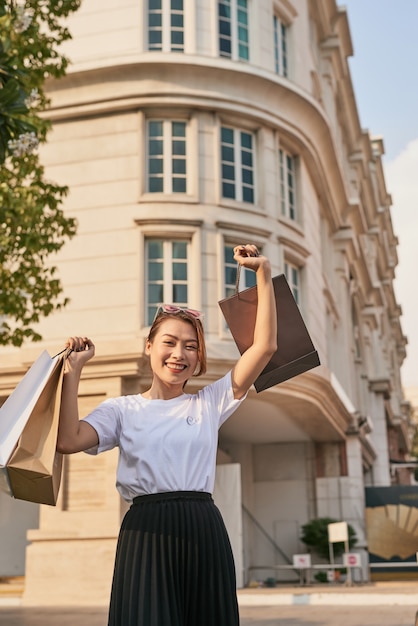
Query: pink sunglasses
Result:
<box><xmin>155</xmin><ymin>304</ymin><xmax>204</xmax><ymax>321</ymax></box>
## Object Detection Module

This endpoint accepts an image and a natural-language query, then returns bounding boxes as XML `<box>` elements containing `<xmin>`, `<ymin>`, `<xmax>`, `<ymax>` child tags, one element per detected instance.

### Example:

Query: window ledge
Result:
<box><xmin>278</xmin><ymin>215</ymin><xmax>304</xmax><ymax>235</ymax></box>
<box><xmin>140</xmin><ymin>193</ymin><xmax>198</xmax><ymax>204</ymax></box>
<box><xmin>218</xmin><ymin>199</ymin><xmax>264</xmax><ymax>214</ymax></box>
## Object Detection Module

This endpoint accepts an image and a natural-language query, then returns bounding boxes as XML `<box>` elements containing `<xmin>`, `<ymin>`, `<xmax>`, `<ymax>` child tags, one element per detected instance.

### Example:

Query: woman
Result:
<box><xmin>57</xmin><ymin>243</ymin><xmax>277</xmax><ymax>626</ymax></box>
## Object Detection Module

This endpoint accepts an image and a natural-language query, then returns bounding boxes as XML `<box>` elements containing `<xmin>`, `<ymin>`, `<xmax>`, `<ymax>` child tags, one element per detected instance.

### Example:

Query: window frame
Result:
<box><xmin>137</xmin><ymin>221</ymin><xmax>202</xmax><ymax>331</ymax></box>
<box><xmin>284</xmin><ymin>260</ymin><xmax>300</xmax><ymax>305</ymax></box>
<box><xmin>218</xmin><ymin>0</ymin><xmax>250</xmax><ymax>61</ymax></box>
<box><xmin>146</xmin><ymin>118</ymin><xmax>188</xmax><ymax>195</ymax></box>
<box><xmin>220</xmin><ymin>125</ymin><xmax>256</xmax><ymax>204</ymax></box>
<box><xmin>147</xmin><ymin>0</ymin><xmax>185</xmax><ymax>53</ymax></box>
<box><xmin>279</xmin><ymin>147</ymin><xmax>297</xmax><ymax>221</ymax></box>
<box><xmin>145</xmin><ymin>237</ymin><xmax>191</xmax><ymax>326</ymax></box>
<box><xmin>351</xmin><ymin>295</ymin><xmax>363</xmax><ymax>362</ymax></box>
<box><xmin>273</xmin><ymin>13</ymin><xmax>288</xmax><ymax>77</ymax></box>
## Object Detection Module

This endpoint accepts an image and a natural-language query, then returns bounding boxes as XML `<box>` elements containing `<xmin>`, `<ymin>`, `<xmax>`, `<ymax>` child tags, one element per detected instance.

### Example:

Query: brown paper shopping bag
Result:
<box><xmin>0</xmin><ymin>350</ymin><xmax>63</xmax><ymax>496</ymax></box>
<box><xmin>218</xmin><ymin>271</ymin><xmax>320</xmax><ymax>392</ymax></box>
<box><xmin>6</xmin><ymin>349</ymin><xmax>68</xmax><ymax>506</ymax></box>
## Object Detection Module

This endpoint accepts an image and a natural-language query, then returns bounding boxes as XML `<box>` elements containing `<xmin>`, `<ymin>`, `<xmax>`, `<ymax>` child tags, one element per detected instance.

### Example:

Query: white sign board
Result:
<box><xmin>292</xmin><ymin>554</ymin><xmax>311</xmax><ymax>569</ymax></box>
<box><xmin>328</xmin><ymin>521</ymin><xmax>348</xmax><ymax>543</ymax></box>
<box><xmin>343</xmin><ymin>552</ymin><xmax>361</xmax><ymax>567</ymax></box>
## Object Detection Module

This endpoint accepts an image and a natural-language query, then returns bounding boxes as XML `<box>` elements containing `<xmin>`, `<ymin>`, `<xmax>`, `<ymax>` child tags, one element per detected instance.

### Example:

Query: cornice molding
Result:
<box><xmin>369</xmin><ymin>377</ymin><xmax>392</xmax><ymax>398</ymax></box>
<box><xmin>215</xmin><ymin>221</ymin><xmax>272</xmax><ymax>239</ymax></box>
<box><xmin>259</xmin><ymin>367</ymin><xmax>358</xmax><ymax>441</ymax></box>
<box><xmin>278</xmin><ymin>235</ymin><xmax>310</xmax><ymax>260</ymax></box>
<box><xmin>135</xmin><ymin>218</ymin><xmax>203</xmax><ymax>227</ymax></box>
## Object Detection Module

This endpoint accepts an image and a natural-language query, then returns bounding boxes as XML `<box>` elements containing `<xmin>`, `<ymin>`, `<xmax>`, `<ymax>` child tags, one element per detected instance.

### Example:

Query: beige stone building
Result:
<box><xmin>0</xmin><ymin>0</ymin><xmax>412</xmax><ymax>605</ymax></box>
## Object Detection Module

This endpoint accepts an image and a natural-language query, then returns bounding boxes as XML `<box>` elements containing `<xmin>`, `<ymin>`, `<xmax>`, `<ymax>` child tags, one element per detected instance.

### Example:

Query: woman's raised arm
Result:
<box><xmin>230</xmin><ymin>244</ymin><xmax>277</xmax><ymax>399</ymax></box>
<box><xmin>56</xmin><ymin>336</ymin><xmax>99</xmax><ymax>454</ymax></box>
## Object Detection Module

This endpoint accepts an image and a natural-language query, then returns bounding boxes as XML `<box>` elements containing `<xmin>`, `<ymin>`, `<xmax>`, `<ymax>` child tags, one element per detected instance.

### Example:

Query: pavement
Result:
<box><xmin>0</xmin><ymin>576</ymin><xmax>417</xmax><ymax>606</ymax></box>
<box><xmin>238</xmin><ymin>580</ymin><xmax>418</xmax><ymax>606</ymax></box>
<box><xmin>0</xmin><ymin>577</ymin><xmax>417</xmax><ymax>625</ymax></box>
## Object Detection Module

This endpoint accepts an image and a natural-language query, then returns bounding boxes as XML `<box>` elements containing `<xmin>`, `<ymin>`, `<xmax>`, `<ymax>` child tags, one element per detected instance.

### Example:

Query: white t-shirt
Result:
<box><xmin>83</xmin><ymin>371</ymin><xmax>245</xmax><ymax>502</ymax></box>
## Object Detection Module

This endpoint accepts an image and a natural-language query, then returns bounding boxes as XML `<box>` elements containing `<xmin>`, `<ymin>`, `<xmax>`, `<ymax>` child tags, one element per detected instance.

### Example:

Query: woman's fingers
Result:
<box><xmin>233</xmin><ymin>243</ymin><xmax>259</xmax><ymax>258</ymax></box>
<box><xmin>66</xmin><ymin>336</ymin><xmax>94</xmax><ymax>353</ymax></box>
<box><xmin>64</xmin><ymin>337</ymin><xmax>95</xmax><ymax>371</ymax></box>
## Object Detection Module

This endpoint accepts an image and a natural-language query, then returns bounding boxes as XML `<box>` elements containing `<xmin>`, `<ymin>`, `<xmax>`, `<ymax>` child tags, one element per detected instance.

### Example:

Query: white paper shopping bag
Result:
<box><xmin>0</xmin><ymin>350</ymin><xmax>61</xmax><ymax>494</ymax></box>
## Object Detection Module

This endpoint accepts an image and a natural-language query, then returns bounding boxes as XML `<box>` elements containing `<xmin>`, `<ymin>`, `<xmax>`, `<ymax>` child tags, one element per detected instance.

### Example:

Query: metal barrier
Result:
<box><xmin>248</xmin><ymin>563</ymin><xmax>364</xmax><ymax>586</ymax></box>
<box><xmin>369</xmin><ymin>562</ymin><xmax>418</xmax><ymax>568</ymax></box>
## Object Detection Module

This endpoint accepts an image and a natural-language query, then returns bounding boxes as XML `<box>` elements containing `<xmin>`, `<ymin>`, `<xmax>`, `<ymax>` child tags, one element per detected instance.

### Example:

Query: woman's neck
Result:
<box><xmin>142</xmin><ymin>381</ymin><xmax>186</xmax><ymax>400</ymax></box>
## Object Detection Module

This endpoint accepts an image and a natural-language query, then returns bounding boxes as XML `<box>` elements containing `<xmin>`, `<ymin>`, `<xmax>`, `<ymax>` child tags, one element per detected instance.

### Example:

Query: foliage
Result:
<box><xmin>313</xmin><ymin>570</ymin><xmax>328</xmax><ymax>583</ymax></box>
<box><xmin>0</xmin><ymin>0</ymin><xmax>81</xmax><ymax>159</ymax></box>
<box><xmin>300</xmin><ymin>517</ymin><xmax>358</xmax><ymax>560</ymax></box>
<box><xmin>0</xmin><ymin>154</ymin><xmax>76</xmax><ymax>345</ymax></box>
<box><xmin>0</xmin><ymin>0</ymin><xmax>80</xmax><ymax>346</ymax></box>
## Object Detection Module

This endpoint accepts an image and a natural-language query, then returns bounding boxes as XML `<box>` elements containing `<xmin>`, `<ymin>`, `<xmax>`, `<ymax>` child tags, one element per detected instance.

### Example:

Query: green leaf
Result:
<box><xmin>0</xmin><ymin>79</ymin><xmax>21</xmax><ymax>108</ymax></box>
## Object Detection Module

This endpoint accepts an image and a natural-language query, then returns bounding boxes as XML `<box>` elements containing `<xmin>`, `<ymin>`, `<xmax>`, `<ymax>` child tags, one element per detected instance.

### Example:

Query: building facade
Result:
<box><xmin>0</xmin><ymin>0</ymin><xmax>411</xmax><ymax>604</ymax></box>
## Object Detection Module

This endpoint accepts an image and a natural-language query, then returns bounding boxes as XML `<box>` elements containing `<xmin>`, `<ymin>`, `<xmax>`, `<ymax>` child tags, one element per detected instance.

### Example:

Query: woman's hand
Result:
<box><xmin>233</xmin><ymin>244</ymin><xmax>270</xmax><ymax>273</ymax></box>
<box><xmin>65</xmin><ymin>336</ymin><xmax>95</xmax><ymax>373</ymax></box>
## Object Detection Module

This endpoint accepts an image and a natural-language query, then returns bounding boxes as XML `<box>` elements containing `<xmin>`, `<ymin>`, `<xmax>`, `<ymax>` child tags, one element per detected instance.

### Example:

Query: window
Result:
<box><xmin>284</xmin><ymin>261</ymin><xmax>300</xmax><ymax>305</ymax></box>
<box><xmin>221</xmin><ymin>126</ymin><xmax>255</xmax><ymax>203</ymax></box>
<box><xmin>218</xmin><ymin>0</ymin><xmax>249</xmax><ymax>61</ymax></box>
<box><xmin>224</xmin><ymin>244</ymin><xmax>256</xmax><ymax>298</ymax></box>
<box><xmin>351</xmin><ymin>301</ymin><xmax>362</xmax><ymax>360</ymax></box>
<box><xmin>273</xmin><ymin>15</ymin><xmax>288</xmax><ymax>77</ymax></box>
<box><xmin>145</xmin><ymin>239</ymin><xmax>189</xmax><ymax>324</ymax></box>
<box><xmin>147</xmin><ymin>0</ymin><xmax>184</xmax><ymax>52</ymax></box>
<box><xmin>147</xmin><ymin>120</ymin><xmax>187</xmax><ymax>193</ymax></box>
<box><xmin>279</xmin><ymin>148</ymin><xmax>296</xmax><ymax>219</ymax></box>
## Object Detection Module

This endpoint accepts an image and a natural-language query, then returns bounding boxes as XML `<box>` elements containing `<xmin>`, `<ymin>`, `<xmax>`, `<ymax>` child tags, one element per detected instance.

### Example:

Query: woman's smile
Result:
<box><xmin>165</xmin><ymin>361</ymin><xmax>188</xmax><ymax>372</ymax></box>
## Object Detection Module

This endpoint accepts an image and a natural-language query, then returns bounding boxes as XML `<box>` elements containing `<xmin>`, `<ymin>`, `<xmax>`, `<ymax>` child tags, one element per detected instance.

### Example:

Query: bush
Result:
<box><xmin>314</xmin><ymin>571</ymin><xmax>328</xmax><ymax>583</ymax></box>
<box><xmin>300</xmin><ymin>517</ymin><xmax>357</xmax><ymax>560</ymax></box>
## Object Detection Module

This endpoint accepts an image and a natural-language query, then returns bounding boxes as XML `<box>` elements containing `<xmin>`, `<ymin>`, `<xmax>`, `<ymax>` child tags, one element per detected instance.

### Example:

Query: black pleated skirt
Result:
<box><xmin>108</xmin><ymin>491</ymin><xmax>240</xmax><ymax>626</ymax></box>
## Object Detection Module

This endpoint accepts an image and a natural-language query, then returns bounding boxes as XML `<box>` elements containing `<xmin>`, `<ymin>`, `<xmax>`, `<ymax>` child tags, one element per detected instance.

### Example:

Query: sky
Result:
<box><xmin>341</xmin><ymin>0</ymin><xmax>418</xmax><ymax>389</ymax></box>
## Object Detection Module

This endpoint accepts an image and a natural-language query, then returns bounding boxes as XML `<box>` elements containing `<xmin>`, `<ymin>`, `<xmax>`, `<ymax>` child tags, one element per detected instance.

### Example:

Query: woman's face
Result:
<box><xmin>146</xmin><ymin>317</ymin><xmax>200</xmax><ymax>388</ymax></box>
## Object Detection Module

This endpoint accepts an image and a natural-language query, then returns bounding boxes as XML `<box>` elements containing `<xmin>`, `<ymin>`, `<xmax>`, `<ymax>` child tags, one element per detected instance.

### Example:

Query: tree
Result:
<box><xmin>0</xmin><ymin>0</ymin><xmax>81</xmax><ymax>346</ymax></box>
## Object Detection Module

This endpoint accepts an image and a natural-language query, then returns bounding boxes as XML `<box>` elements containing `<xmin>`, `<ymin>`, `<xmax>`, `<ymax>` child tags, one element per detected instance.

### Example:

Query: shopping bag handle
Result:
<box><xmin>52</xmin><ymin>347</ymin><xmax>73</xmax><ymax>359</ymax></box>
<box><xmin>235</xmin><ymin>264</ymin><xmax>242</xmax><ymax>295</ymax></box>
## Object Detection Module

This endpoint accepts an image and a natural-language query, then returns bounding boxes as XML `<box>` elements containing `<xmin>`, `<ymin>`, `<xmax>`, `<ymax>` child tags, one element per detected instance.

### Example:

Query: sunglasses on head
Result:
<box><xmin>155</xmin><ymin>304</ymin><xmax>204</xmax><ymax>321</ymax></box>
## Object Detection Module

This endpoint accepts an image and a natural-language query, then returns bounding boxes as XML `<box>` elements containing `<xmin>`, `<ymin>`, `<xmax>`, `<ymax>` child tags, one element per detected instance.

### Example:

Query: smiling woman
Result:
<box><xmin>56</xmin><ymin>243</ymin><xmax>277</xmax><ymax>626</ymax></box>
<box><xmin>145</xmin><ymin>307</ymin><xmax>207</xmax><ymax>386</ymax></box>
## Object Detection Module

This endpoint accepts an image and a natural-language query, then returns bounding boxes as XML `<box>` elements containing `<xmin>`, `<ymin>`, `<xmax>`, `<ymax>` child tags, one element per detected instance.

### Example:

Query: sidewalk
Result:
<box><xmin>238</xmin><ymin>581</ymin><xmax>418</xmax><ymax>607</ymax></box>
<box><xmin>1</xmin><ymin>577</ymin><xmax>417</xmax><ymax>608</ymax></box>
